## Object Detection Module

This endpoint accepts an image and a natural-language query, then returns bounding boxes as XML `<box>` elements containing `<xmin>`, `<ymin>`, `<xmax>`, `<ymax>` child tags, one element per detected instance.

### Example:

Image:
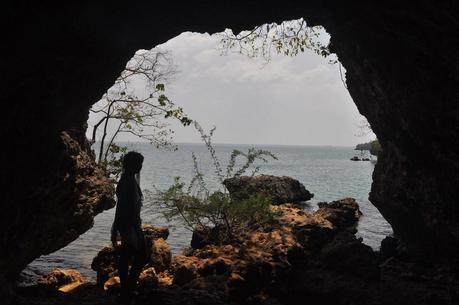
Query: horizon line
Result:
<box><xmin>96</xmin><ymin>140</ymin><xmax>358</xmax><ymax>148</ymax></box>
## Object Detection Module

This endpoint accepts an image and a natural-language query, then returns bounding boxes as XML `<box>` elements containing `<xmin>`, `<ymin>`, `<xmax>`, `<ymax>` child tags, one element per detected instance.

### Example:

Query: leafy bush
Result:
<box><xmin>154</xmin><ymin>122</ymin><xmax>278</xmax><ymax>244</ymax></box>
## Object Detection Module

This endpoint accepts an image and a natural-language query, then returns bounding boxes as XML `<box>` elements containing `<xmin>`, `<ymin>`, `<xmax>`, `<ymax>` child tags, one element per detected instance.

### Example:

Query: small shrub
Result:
<box><xmin>153</xmin><ymin>122</ymin><xmax>278</xmax><ymax>244</ymax></box>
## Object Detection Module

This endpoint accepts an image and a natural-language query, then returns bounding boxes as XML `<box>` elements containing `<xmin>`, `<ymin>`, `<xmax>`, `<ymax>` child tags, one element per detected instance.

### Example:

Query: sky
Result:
<box><xmin>87</xmin><ymin>27</ymin><xmax>375</xmax><ymax>147</ymax></box>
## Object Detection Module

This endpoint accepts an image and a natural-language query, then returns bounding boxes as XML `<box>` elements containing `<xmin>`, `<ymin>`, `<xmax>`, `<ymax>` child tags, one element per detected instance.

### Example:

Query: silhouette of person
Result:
<box><xmin>111</xmin><ymin>151</ymin><xmax>147</xmax><ymax>304</ymax></box>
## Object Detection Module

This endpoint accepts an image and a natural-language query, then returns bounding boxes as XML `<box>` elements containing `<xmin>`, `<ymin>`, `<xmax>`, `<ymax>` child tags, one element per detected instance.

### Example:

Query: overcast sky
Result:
<box><xmin>88</xmin><ymin>29</ymin><xmax>375</xmax><ymax>146</ymax></box>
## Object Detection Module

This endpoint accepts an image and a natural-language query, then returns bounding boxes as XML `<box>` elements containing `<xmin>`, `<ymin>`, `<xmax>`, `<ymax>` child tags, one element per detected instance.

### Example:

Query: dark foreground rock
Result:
<box><xmin>91</xmin><ymin>225</ymin><xmax>172</xmax><ymax>285</ymax></box>
<box><xmin>1</xmin><ymin>131</ymin><xmax>115</xmax><ymax>289</ymax></box>
<box><xmin>223</xmin><ymin>175</ymin><xmax>313</xmax><ymax>204</ymax></box>
<box><xmin>16</xmin><ymin>198</ymin><xmax>459</xmax><ymax>305</ymax></box>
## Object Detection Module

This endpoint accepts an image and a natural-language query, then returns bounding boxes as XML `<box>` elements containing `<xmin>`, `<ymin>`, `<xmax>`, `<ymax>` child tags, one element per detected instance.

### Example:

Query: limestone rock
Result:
<box><xmin>92</xmin><ymin>225</ymin><xmax>172</xmax><ymax>285</ymax></box>
<box><xmin>316</xmin><ymin>198</ymin><xmax>362</xmax><ymax>232</ymax></box>
<box><xmin>138</xmin><ymin>267</ymin><xmax>159</xmax><ymax>289</ymax></box>
<box><xmin>142</xmin><ymin>225</ymin><xmax>169</xmax><ymax>241</ymax></box>
<box><xmin>103</xmin><ymin>276</ymin><xmax>120</xmax><ymax>294</ymax></box>
<box><xmin>91</xmin><ymin>246</ymin><xmax>118</xmax><ymax>285</ymax></box>
<box><xmin>171</xmin><ymin>256</ymin><xmax>200</xmax><ymax>286</ymax></box>
<box><xmin>147</xmin><ymin>238</ymin><xmax>172</xmax><ymax>272</ymax></box>
<box><xmin>1</xmin><ymin>130</ymin><xmax>115</xmax><ymax>282</ymax></box>
<box><xmin>223</xmin><ymin>175</ymin><xmax>313</xmax><ymax>204</ymax></box>
<box><xmin>37</xmin><ymin>268</ymin><xmax>84</xmax><ymax>292</ymax></box>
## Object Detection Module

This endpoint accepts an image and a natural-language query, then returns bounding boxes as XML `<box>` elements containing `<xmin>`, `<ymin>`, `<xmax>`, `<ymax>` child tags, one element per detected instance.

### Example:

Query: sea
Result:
<box><xmin>21</xmin><ymin>143</ymin><xmax>392</xmax><ymax>284</ymax></box>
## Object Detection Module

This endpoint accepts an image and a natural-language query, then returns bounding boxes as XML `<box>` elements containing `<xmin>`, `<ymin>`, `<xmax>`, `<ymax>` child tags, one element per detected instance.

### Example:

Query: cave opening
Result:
<box><xmin>5</xmin><ymin>2</ymin><xmax>459</xmax><ymax>304</ymax></box>
<box><xmin>22</xmin><ymin>19</ymin><xmax>393</xmax><ymax>284</ymax></box>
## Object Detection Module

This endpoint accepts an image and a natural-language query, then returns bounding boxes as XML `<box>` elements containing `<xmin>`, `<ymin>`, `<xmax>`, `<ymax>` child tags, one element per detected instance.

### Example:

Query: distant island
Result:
<box><xmin>351</xmin><ymin>139</ymin><xmax>381</xmax><ymax>161</ymax></box>
<box><xmin>355</xmin><ymin>139</ymin><xmax>381</xmax><ymax>156</ymax></box>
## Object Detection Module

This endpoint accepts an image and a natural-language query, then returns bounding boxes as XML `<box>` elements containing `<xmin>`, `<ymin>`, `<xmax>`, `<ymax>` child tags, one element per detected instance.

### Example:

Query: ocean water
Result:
<box><xmin>22</xmin><ymin>143</ymin><xmax>392</xmax><ymax>283</ymax></box>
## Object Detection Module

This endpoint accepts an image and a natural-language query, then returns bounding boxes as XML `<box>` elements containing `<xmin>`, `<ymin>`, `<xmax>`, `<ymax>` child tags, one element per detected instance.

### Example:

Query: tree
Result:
<box><xmin>369</xmin><ymin>139</ymin><xmax>381</xmax><ymax>156</ymax></box>
<box><xmin>153</xmin><ymin>122</ymin><xmax>278</xmax><ymax>244</ymax></box>
<box><xmin>217</xmin><ymin>18</ymin><xmax>351</xmax><ymax>89</ymax></box>
<box><xmin>354</xmin><ymin>118</ymin><xmax>381</xmax><ymax>157</ymax></box>
<box><xmin>89</xmin><ymin>49</ymin><xmax>192</xmax><ymax>177</ymax></box>
<box><xmin>217</xmin><ymin>18</ymin><xmax>332</xmax><ymax>62</ymax></box>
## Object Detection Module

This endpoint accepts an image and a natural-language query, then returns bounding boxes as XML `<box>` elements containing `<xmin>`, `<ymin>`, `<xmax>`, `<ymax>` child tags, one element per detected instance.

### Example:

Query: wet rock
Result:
<box><xmin>37</xmin><ymin>268</ymin><xmax>84</xmax><ymax>291</ymax></box>
<box><xmin>223</xmin><ymin>175</ymin><xmax>313</xmax><ymax>204</ymax></box>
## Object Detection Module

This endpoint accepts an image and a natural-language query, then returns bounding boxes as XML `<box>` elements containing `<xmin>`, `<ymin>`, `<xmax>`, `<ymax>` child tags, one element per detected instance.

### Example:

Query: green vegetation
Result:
<box><xmin>89</xmin><ymin>49</ymin><xmax>191</xmax><ymax>177</ymax></box>
<box><xmin>355</xmin><ymin>142</ymin><xmax>372</xmax><ymax>151</ymax></box>
<box><xmin>369</xmin><ymin>139</ymin><xmax>381</xmax><ymax>156</ymax></box>
<box><xmin>217</xmin><ymin>18</ymin><xmax>332</xmax><ymax>62</ymax></box>
<box><xmin>153</xmin><ymin>122</ymin><xmax>278</xmax><ymax>244</ymax></box>
<box><xmin>355</xmin><ymin>139</ymin><xmax>381</xmax><ymax>156</ymax></box>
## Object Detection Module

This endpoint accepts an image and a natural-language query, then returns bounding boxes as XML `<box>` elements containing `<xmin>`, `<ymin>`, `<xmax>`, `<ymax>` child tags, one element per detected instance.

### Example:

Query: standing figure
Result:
<box><xmin>111</xmin><ymin>151</ymin><xmax>147</xmax><ymax>304</ymax></box>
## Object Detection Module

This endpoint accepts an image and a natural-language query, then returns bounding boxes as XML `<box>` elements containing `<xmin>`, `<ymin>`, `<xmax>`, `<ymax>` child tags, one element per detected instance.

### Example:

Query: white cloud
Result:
<box><xmin>88</xmin><ymin>29</ymin><xmax>375</xmax><ymax>146</ymax></box>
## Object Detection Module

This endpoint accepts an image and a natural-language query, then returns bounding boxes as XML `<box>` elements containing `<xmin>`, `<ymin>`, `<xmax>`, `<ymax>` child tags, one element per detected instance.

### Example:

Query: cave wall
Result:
<box><xmin>326</xmin><ymin>2</ymin><xmax>459</xmax><ymax>259</ymax></box>
<box><xmin>2</xmin><ymin>0</ymin><xmax>459</xmax><ymax>283</ymax></box>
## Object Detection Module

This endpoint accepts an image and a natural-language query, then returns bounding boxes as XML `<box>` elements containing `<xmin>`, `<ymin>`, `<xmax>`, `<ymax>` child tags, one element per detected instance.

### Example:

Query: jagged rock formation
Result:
<box><xmin>223</xmin><ymin>175</ymin><xmax>314</xmax><ymax>204</ymax></box>
<box><xmin>91</xmin><ymin>225</ymin><xmax>172</xmax><ymax>286</ymax></box>
<box><xmin>0</xmin><ymin>129</ymin><xmax>114</xmax><ymax>284</ymax></box>
<box><xmin>3</xmin><ymin>0</ymin><xmax>459</xmax><ymax>296</ymax></box>
<box><xmin>18</xmin><ymin>199</ymin><xmax>459</xmax><ymax>305</ymax></box>
<box><xmin>70</xmin><ymin>199</ymin><xmax>374</xmax><ymax>304</ymax></box>
<box><xmin>170</xmin><ymin>198</ymin><xmax>369</xmax><ymax>302</ymax></box>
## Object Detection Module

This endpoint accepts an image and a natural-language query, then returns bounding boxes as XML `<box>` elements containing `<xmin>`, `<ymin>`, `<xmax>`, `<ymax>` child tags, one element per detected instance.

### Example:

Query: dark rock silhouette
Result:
<box><xmin>0</xmin><ymin>130</ymin><xmax>115</xmax><ymax>296</ymax></box>
<box><xmin>223</xmin><ymin>175</ymin><xmax>313</xmax><ymax>204</ymax></box>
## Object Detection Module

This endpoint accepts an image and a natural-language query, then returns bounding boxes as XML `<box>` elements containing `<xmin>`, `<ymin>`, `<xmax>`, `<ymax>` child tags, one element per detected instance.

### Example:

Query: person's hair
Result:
<box><xmin>122</xmin><ymin>151</ymin><xmax>144</xmax><ymax>175</ymax></box>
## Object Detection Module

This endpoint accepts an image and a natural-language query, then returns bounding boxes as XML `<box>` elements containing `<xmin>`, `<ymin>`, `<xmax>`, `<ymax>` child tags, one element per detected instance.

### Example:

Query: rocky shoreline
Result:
<box><xmin>14</xmin><ymin>177</ymin><xmax>459</xmax><ymax>305</ymax></box>
<box><xmin>15</xmin><ymin>202</ymin><xmax>459</xmax><ymax>305</ymax></box>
